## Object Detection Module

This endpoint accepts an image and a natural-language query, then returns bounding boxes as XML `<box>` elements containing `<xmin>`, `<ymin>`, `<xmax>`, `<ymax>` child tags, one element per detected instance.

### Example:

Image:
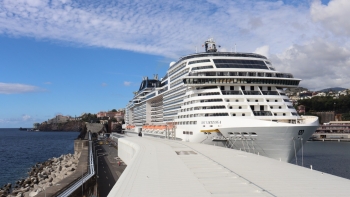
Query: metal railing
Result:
<box><xmin>56</xmin><ymin>132</ymin><xmax>95</xmax><ymax>197</ymax></box>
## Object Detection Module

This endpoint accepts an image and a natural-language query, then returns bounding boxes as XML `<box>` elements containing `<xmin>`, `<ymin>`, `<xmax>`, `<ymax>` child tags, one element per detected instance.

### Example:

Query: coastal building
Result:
<box><xmin>316</xmin><ymin>121</ymin><xmax>350</xmax><ymax>133</ymax></box>
<box><xmin>97</xmin><ymin>111</ymin><xmax>125</xmax><ymax>121</ymax></box>
<box><xmin>312</xmin><ymin>121</ymin><xmax>350</xmax><ymax>141</ymax></box>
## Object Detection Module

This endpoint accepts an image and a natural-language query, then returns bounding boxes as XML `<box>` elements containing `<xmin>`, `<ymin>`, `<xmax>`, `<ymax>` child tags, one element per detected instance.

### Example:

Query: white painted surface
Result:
<box><xmin>109</xmin><ymin>135</ymin><xmax>350</xmax><ymax>197</ymax></box>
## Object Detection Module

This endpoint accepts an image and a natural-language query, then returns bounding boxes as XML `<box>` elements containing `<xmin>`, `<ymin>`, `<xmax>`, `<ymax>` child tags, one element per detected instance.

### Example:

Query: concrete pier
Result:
<box><xmin>109</xmin><ymin>133</ymin><xmax>350</xmax><ymax>197</ymax></box>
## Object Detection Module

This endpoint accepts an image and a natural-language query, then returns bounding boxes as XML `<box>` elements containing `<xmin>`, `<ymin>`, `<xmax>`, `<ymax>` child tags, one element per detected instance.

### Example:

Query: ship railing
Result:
<box><xmin>261</xmin><ymin>91</ymin><xmax>279</xmax><ymax>95</ymax></box>
<box><xmin>242</xmin><ymin>91</ymin><xmax>261</xmax><ymax>95</ymax></box>
<box><xmin>221</xmin><ymin>90</ymin><xmax>242</xmax><ymax>95</ymax></box>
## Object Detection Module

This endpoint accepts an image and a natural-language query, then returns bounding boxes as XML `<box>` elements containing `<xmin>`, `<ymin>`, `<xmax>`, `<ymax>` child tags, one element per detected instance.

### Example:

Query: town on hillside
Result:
<box><xmin>33</xmin><ymin>109</ymin><xmax>125</xmax><ymax>132</ymax></box>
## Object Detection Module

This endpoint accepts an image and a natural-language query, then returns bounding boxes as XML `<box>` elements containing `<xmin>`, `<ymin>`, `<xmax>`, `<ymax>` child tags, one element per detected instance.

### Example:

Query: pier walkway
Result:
<box><xmin>108</xmin><ymin>133</ymin><xmax>350</xmax><ymax>197</ymax></box>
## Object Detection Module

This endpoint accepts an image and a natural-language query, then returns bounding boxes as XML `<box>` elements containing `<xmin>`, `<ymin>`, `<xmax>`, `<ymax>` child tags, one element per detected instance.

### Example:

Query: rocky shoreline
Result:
<box><xmin>0</xmin><ymin>152</ymin><xmax>80</xmax><ymax>197</ymax></box>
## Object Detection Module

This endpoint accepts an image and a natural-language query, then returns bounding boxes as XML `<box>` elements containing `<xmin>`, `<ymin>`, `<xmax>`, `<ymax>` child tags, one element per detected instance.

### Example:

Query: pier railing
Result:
<box><xmin>55</xmin><ymin>132</ymin><xmax>95</xmax><ymax>197</ymax></box>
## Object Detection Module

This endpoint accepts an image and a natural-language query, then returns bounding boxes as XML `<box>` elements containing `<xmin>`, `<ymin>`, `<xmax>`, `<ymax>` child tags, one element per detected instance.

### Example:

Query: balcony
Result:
<box><xmin>221</xmin><ymin>90</ymin><xmax>242</xmax><ymax>95</ymax></box>
<box><xmin>253</xmin><ymin>111</ymin><xmax>273</xmax><ymax>116</ymax></box>
<box><xmin>243</xmin><ymin>91</ymin><xmax>261</xmax><ymax>95</ymax></box>
<box><xmin>262</xmin><ymin>91</ymin><xmax>279</xmax><ymax>95</ymax></box>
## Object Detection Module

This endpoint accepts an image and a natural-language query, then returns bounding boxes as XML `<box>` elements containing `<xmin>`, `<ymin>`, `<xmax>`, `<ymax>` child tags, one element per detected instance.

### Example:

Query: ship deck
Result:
<box><xmin>108</xmin><ymin>133</ymin><xmax>350</xmax><ymax>197</ymax></box>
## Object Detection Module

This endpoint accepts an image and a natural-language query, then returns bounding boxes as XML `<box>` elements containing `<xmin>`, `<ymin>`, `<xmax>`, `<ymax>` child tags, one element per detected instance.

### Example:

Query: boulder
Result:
<box><xmin>28</xmin><ymin>191</ymin><xmax>38</xmax><ymax>197</ymax></box>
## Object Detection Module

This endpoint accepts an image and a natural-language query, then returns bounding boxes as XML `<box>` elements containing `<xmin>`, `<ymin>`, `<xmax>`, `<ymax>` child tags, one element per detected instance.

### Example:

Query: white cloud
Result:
<box><xmin>22</xmin><ymin>114</ymin><xmax>31</xmax><ymax>121</ymax></box>
<box><xmin>254</xmin><ymin>45</ymin><xmax>269</xmax><ymax>58</ymax></box>
<box><xmin>44</xmin><ymin>82</ymin><xmax>52</xmax><ymax>85</ymax></box>
<box><xmin>0</xmin><ymin>0</ymin><xmax>323</xmax><ymax>57</ymax></box>
<box><xmin>270</xmin><ymin>39</ymin><xmax>350</xmax><ymax>90</ymax></box>
<box><xmin>311</xmin><ymin>0</ymin><xmax>350</xmax><ymax>36</ymax></box>
<box><xmin>123</xmin><ymin>81</ymin><xmax>131</xmax><ymax>86</ymax></box>
<box><xmin>0</xmin><ymin>83</ymin><xmax>44</xmax><ymax>94</ymax></box>
<box><xmin>1</xmin><ymin>0</ymin><xmax>350</xmax><ymax>89</ymax></box>
<box><xmin>0</xmin><ymin>114</ymin><xmax>35</xmax><ymax>126</ymax></box>
<box><xmin>101</xmin><ymin>83</ymin><xmax>107</xmax><ymax>87</ymax></box>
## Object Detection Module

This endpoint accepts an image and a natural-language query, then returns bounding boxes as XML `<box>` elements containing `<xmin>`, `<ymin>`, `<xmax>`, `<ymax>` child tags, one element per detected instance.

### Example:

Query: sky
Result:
<box><xmin>1</xmin><ymin>0</ymin><xmax>349</xmax><ymax>128</ymax></box>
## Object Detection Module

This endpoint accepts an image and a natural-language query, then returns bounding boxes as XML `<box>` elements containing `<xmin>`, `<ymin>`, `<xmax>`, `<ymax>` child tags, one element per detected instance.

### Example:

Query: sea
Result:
<box><xmin>0</xmin><ymin>129</ymin><xmax>350</xmax><ymax>187</ymax></box>
<box><xmin>0</xmin><ymin>128</ymin><xmax>78</xmax><ymax>187</ymax></box>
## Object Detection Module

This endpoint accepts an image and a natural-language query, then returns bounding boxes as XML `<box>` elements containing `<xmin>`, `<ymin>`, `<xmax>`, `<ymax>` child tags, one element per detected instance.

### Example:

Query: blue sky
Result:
<box><xmin>1</xmin><ymin>0</ymin><xmax>349</xmax><ymax>128</ymax></box>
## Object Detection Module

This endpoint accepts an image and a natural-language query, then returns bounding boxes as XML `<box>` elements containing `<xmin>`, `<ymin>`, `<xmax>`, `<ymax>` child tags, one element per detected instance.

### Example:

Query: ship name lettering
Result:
<box><xmin>201</xmin><ymin>121</ymin><xmax>221</xmax><ymax>124</ymax></box>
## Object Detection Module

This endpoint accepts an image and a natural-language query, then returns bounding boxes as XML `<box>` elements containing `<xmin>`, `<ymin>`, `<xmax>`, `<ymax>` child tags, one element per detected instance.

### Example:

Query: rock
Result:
<box><xmin>48</xmin><ymin>177</ymin><xmax>53</xmax><ymax>183</ymax></box>
<box><xmin>28</xmin><ymin>191</ymin><xmax>37</xmax><ymax>197</ymax></box>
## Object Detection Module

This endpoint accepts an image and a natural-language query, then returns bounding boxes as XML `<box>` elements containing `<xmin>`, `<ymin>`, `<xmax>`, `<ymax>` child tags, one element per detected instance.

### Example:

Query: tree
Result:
<box><xmin>111</xmin><ymin>109</ymin><xmax>117</xmax><ymax>112</ymax></box>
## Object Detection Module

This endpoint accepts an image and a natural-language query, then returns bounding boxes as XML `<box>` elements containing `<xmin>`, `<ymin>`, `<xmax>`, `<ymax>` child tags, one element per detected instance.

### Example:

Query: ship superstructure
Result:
<box><xmin>125</xmin><ymin>39</ymin><xmax>319</xmax><ymax>162</ymax></box>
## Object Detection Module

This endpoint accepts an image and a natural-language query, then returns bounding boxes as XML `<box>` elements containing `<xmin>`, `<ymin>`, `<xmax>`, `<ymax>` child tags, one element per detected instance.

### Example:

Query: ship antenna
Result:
<box><xmin>235</xmin><ymin>43</ymin><xmax>237</xmax><ymax>53</ymax></box>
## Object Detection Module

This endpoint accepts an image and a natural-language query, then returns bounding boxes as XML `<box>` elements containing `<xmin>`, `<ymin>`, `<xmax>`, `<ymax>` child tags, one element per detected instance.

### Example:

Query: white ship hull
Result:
<box><xmin>126</xmin><ymin>116</ymin><xmax>318</xmax><ymax>162</ymax></box>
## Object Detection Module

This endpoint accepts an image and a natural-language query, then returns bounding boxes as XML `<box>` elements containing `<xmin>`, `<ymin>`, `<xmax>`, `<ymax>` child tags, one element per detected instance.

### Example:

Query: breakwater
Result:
<box><xmin>0</xmin><ymin>129</ymin><xmax>78</xmax><ymax>187</ymax></box>
<box><xmin>0</xmin><ymin>153</ymin><xmax>80</xmax><ymax>197</ymax></box>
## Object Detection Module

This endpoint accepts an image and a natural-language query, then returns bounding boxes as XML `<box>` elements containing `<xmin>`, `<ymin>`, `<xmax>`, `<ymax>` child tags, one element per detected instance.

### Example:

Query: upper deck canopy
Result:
<box><xmin>169</xmin><ymin>52</ymin><xmax>268</xmax><ymax>71</ymax></box>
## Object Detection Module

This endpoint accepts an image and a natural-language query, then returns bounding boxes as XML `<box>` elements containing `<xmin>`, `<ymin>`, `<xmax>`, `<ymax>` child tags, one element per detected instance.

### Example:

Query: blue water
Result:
<box><xmin>0</xmin><ymin>128</ymin><xmax>78</xmax><ymax>187</ymax></box>
<box><xmin>291</xmin><ymin>141</ymin><xmax>350</xmax><ymax>180</ymax></box>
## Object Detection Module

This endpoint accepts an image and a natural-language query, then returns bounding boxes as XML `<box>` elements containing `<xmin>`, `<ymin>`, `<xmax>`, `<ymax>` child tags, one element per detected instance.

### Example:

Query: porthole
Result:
<box><xmin>239</xmin><ymin>106</ymin><xmax>242</xmax><ymax>109</ymax></box>
<box><xmin>242</xmin><ymin>113</ymin><xmax>245</xmax><ymax>116</ymax></box>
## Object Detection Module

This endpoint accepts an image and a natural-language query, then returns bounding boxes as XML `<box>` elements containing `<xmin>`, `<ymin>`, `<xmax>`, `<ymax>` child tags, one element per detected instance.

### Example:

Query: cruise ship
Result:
<box><xmin>124</xmin><ymin>39</ymin><xmax>319</xmax><ymax>162</ymax></box>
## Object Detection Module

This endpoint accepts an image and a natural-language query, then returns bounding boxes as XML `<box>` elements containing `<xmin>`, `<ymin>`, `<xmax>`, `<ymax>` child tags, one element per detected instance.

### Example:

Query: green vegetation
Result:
<box><xmin>81</xmin><ymin>113</ymin><xmax>98</xmax><ymax>123</ymax></box>
<box><xmin>297</xmin><ymin>95</ymin><xmax>350</xmax><ymax>120</ymax></box>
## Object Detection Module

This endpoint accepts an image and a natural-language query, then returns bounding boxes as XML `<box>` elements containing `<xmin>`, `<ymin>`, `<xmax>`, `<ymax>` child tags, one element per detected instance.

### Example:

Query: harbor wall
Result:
<box><xmin>117</xmin><ymin>138</ymin><xmax>139</xmax><ymax>165</ymax></box>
